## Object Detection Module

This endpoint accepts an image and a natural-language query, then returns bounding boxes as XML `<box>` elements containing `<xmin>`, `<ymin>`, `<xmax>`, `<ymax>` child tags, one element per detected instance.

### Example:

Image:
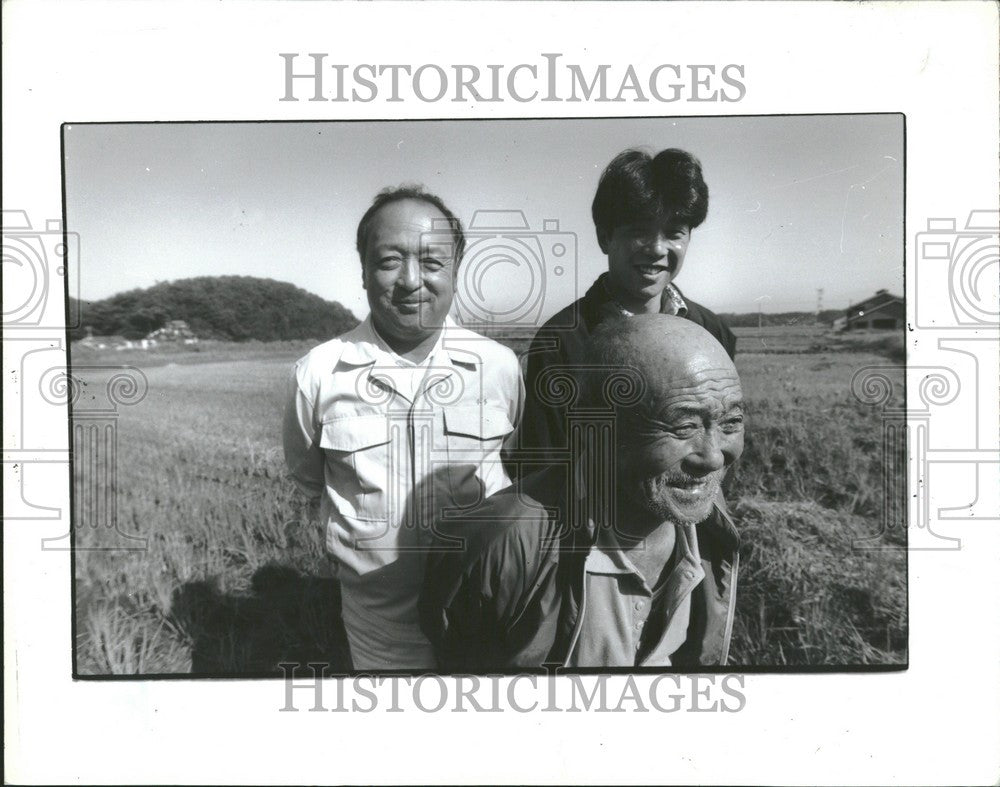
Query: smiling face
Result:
<box><xmin>361</xmin><ymin>198</ymin><xmax>457</xmax><ymax>351</ymax></box>
<box><xmin>617</xmin><ymin>367</ymin><xmax>745</xmax><ymax>526</ymax></box>
<box><xmin>601</xmin><ymin>217</ymin><xmax>691</xmax><ymax>312</ymax></box>
<box><xmin>587</xmin><ymin>315</ymin><xmax>744</xmax><ymax>530</ymax></box>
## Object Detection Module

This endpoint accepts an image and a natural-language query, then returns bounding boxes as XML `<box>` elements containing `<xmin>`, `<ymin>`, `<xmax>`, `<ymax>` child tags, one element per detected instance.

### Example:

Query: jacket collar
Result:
<box><xmin>698</xmin><ymin>495</ymin><xmax>740</xmax><ymax>557</ymax></box>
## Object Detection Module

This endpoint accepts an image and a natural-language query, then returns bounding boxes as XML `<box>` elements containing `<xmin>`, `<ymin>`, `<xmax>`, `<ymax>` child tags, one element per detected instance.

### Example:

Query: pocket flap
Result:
<box><xmin>443</xmin><ymin>406</ymin><xmax>514</xmax><ymax>440</ymax></box>
<box><xmin>319</xmin><ymin>415</ymin><xmax>391</xmax><ymax>452</ymax></box>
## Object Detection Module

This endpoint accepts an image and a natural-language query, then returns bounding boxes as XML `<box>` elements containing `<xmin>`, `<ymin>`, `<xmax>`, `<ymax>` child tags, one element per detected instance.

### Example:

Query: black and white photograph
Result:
<box><xmin>63</xmin><ymin>115</ymin><xmax>906</xmax><ymax>676</ymax></box>
<box><xmin>5</xmin><ymin>2</ymin><xmax>998</xmax><ymax>784</ymax></box>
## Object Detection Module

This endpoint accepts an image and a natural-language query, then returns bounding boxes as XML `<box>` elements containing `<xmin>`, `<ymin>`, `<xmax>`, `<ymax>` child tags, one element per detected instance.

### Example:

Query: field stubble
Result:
<box><xmin>73</xmin><ymin>329</ymin><xmax>906</xmax><ymax>674</ymax></box>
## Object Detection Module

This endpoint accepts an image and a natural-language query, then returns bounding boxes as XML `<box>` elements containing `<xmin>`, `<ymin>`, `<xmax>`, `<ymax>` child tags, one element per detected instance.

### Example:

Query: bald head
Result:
<box><xmin>587</xmin><ymin>314</ymin><xmax>738</xmax><ymax>412</ymax></box>
<box><xmin>586</xmin><ymin>314</ymin><xmax>745</xmax><ymax>528</ymax></box>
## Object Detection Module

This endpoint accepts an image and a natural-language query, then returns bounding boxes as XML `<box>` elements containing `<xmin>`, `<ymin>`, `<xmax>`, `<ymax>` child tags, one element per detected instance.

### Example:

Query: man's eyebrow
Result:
<box><xmin>657</xmin><ymin>403</ymin><xmax>708</xmax><ymax>421</ymax></box>
<box><xmin>370</xmin><ymin>240</ymin><xmax>449</xmax><ymax>254</ymax></box>
<box><xmin>662</xmin><ymin>403</ymin><xmax>702</xmax><ymax>414</ymax></box>
<box><xmin>656</xmin><ymin>400</ymin><xmax>745</xmax><ymax>420</ymax></box>
<box><xmin>371</xmin><ymin>242</ymin><xmax>406</xmax><ymax>253</ymax></box>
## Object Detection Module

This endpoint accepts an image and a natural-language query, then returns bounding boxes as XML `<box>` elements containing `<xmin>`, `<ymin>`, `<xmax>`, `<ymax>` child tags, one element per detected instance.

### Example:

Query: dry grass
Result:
<box><xmin>728</xmin><ymin>499</ymin><xmax>906</xmax><ymax>666</ymax></box>
<box><xmin>73</xmin><ymin>334</ymin><xmax>906</xmax><ymax>674</ymax></box>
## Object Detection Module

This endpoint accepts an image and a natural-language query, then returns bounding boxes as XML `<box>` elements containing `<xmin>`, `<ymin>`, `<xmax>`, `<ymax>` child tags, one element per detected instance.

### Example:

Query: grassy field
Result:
<box><xmin>72</xmin><ymin>327</ymin><xmax>906</xmax><ymax>674</ymax></box>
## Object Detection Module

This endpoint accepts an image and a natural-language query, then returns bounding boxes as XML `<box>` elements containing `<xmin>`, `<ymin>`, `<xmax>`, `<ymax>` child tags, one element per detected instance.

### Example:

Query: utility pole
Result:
<box><xmin>816</xmin><ymin>288</ymin><xmax>824</xmax><ymax>324</ymax></box>
<box><xmin>753</xmin><ymin>295</ymin><xmax>771</xmax><ymax>344</ymax></box>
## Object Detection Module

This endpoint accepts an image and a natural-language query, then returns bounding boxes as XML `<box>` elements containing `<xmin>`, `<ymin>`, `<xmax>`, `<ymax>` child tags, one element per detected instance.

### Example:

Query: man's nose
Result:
<box><xmin>397</xmin><ymin>258</ymin><xmax>421</xmax><ymax>291</ymax></box>
<box><xmin>646</xmin><ymin>232</ymin><xmax>673</xmax><ymax>259</ymax></box>
<box><xmin>684</xmin><ymin>430</ymin><xmax>727</xmax><ymax>475</ymax></box>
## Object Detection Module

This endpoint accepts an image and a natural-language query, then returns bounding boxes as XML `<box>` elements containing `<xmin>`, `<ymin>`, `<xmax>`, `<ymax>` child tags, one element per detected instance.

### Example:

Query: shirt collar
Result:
<box><xmin>662</xmin><ymin>283</ymin><xmax>689</xmax><ymax>317</ymax></box>
<box><xmin>584</xmin><ymin>527</ymin><xmax>636</xmax><ymax>575</ymax></box>
<box><xmin>596</xmin><ymin>273</ymin><xmax>689</xmax><ymax>318</ymax></box>
<box><xmin>585</xmin><ymin>522</ymin><xmax>702</xmax><ymax>579</ymax></box>
<box><xmin>439</xmin><ymin>316</ymin><xmax>484</xmax><ymax>368</ymax></box>
<box><xmin>338</xmin><ymin>315</ymin><xmax>481</xmax><ymax>369</ymax></box>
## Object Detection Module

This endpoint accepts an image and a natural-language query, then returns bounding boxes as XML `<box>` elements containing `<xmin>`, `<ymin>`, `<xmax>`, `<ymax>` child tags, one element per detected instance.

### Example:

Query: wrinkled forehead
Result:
<box><xmin>644</xmin><ymin>366</ymin><xmax>744</xmax><ymax>413</ymax></box>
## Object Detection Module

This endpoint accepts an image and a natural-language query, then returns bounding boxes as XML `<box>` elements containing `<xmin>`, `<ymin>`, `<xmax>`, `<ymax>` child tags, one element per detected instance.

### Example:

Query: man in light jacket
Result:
<box><xmin>284</xmin><ymin>186</ymin><xmax>523</xmax><ymax>670</ymax></box>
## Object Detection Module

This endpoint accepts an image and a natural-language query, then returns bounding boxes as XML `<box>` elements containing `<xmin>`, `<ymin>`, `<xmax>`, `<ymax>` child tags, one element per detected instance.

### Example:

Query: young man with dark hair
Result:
<box><xmin>514</xmin><ymin>148</ymin><xmax>736</xmax><ymax>471</ymax></box>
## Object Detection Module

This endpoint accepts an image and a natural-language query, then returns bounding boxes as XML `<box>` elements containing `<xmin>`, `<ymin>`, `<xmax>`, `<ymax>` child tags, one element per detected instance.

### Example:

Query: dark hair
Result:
<box><xmin>591</xmin><ymin>148</ymin><xmax>709</xmax><ymax>246</ymax></box>
<box><xmin>355</xmin><ymin>185</ymin><xmax>466</xmax><ymax>266</ymax></box>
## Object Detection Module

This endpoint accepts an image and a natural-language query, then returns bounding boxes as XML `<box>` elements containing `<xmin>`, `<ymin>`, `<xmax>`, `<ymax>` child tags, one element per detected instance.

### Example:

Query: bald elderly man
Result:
<box><xmin>420</xmin><ymin>315</ymin><xmax>744</xmax><ymax>670</ymax></box>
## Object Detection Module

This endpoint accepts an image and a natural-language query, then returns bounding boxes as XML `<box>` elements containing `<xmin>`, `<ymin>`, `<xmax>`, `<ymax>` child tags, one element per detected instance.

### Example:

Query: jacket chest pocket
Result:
<box><xmin>319</xmin><ymin>414</ymin><xmax>395</xmax><ymax>521</ymax></box>
<box><xmin>441</xmin><ymin>406</ymin><xmax>513</xmax><ymax>507</ymax></box>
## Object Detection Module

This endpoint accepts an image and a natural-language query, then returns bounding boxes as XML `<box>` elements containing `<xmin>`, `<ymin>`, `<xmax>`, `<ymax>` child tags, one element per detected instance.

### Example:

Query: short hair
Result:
<box><xmin>355</xmin><ymin>185</ymin><xmax>466</xmax><ymax>266</ymax></box>
<box><xmin>591</xmin><ymin>148</ymin><xmax>709</xmax><ymax>245</ymax></box>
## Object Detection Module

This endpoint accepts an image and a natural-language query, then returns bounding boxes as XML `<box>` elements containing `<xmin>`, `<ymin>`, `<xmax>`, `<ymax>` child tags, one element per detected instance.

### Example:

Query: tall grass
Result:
<box><xmin>728</xmin><ymin>499</ymin><xmax>906</xmax><ymax>665</ymax></box>
<box><xmin>73</xmin><ymin>344</ymin><xmax>906</xmax><ymax>674</ymax></box>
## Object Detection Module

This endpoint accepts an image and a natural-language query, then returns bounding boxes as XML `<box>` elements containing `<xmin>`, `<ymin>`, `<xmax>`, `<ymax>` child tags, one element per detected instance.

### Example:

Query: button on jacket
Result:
<box><xmin>283</xmin><ymin>316</ymin><xmax>524</xmax><ymax>593</ymax></box>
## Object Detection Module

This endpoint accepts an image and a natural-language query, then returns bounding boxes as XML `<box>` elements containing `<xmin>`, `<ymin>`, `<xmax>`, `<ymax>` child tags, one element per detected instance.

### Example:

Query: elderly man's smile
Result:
<box><xmin>645</xmin><ymin>470</ymin><xmax>724</xmax><ymax>514</ymax></box>
<box><xmin>668</xmin><ymin>475</ymin><xmax>718</xmax><ymax>502</ymax></box>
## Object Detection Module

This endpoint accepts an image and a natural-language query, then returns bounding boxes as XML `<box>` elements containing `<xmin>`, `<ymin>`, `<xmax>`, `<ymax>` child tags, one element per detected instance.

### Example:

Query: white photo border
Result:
<box><xmin>3</xmin><ymin>1</ymin><xmax>998</xmax><ymax>784</ymax></box>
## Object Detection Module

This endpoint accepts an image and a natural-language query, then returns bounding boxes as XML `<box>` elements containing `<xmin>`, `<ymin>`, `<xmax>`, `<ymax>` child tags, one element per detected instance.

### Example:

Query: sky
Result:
<box><xmin>64</xmin><ymin>115</ymin><xmax>903</xmax><ymax>322</ymax></box>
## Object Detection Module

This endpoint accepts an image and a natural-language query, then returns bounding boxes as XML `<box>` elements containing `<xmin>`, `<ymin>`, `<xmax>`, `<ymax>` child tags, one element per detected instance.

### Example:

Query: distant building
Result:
<box><xmin>843</xmin><ymin>289</ymin><xmax>904</xmax><ymax>331</ymax></box>
<box><xmin>146</xmin><ymin>320</ymin><xmax>199</xmax><ymax>345</ymax></box>
<box><xmin>78</xmin><ymin>328</ymin><xmax>132</xmax><ymax>350</ymax></box>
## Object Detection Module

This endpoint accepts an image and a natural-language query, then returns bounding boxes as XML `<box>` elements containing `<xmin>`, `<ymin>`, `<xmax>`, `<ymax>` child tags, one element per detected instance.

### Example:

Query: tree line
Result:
<box><xmin>69</xmin><ymin>276</ymin><xmax>359</xmax><ymax>342</ymax></box>
<box><xmin>717</xmin><ymin>309</ymin><xmax>844</xmax><ymax>328</ymax></box>
<box><xmin>67</xmin><ymin>274</ymin><xmax>845</xmax><ymax>343</ymax></box>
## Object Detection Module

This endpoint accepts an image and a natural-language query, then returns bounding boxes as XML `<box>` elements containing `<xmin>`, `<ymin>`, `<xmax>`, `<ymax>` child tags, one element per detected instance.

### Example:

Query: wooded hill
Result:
<box><xmin>69</xmin><ymin>276</ymin><xmax>359</xmax><ymax>342</ymax></box>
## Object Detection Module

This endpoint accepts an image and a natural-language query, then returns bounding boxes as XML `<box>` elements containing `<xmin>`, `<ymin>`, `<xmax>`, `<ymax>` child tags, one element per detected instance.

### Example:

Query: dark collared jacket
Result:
<box><xmin>419</xmin><ymin>466</ymin><xmax>740</xmax><ymax>673</ymax></box>
<box><xmin>514</xmin><ymin>274</ymin><xmax>737</xmax><ymax>471</ymax></box>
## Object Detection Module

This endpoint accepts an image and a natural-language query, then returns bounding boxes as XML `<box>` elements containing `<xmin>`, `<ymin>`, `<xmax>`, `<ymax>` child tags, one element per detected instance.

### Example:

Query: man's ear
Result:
<box><xmin>596</xmin><ymin>227</ymin><xmax>610</xmax><ymax>255</ymax></box>
<box><xmin>359</xmin><ymin>259</ymin><xmax>368</xmax><ymax>290</ymax></box>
